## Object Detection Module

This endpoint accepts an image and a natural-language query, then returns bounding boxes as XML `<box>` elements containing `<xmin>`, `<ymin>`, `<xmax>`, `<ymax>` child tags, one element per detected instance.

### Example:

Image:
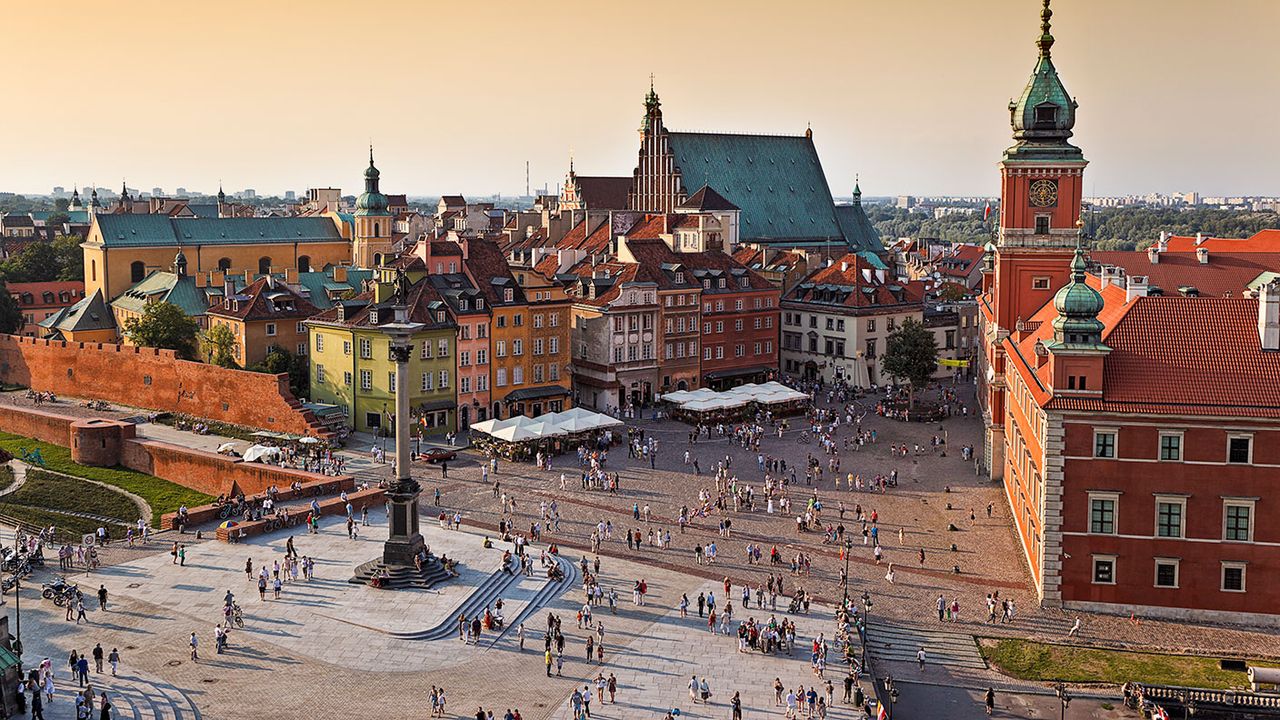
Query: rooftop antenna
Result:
<box><xmin>526</xmin><ymin>161</ymin><xmax>530</xmax><ymax>198</ymax></box>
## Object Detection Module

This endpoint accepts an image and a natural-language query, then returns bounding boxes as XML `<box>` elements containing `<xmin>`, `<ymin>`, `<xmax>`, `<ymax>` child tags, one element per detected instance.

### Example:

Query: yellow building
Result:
<box><xmin>83</xmin><ymin>214</ymin><xmax>351</xmax><ymax>303</ymax></box>
<box><xmin>205</xmin><ymin>276</ymin><xmax>318</xmax><ymax>367</ymax></box>
<box><xmin>37</xmin><ymin>290</ymin><xmax>118</xmax><ymax>343</ymax></box>
<box><xmin>350</xmin><ymin>149</ymin><xmax>395</xmax><ymax>268</ymax></box>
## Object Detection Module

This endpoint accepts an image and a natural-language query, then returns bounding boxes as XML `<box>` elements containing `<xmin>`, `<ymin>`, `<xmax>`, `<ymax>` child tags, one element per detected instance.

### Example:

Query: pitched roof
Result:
<box><xmin>573</xmin><ymin>176</ymin><xmax>632</xmax><ymax>210</ymax></box>
<box><xmin>206</xmin><ymin>276</ymin><xmax>319</xmax><ymax>321</ymax></box>
<box><xmin>666</xmin><ymin>131</ymin><xmax>843</xmax><ymax>244</ymax></box>
<box><xmin>463</xmin><ymin>237</ymin><xmax>525</xmax><ymax>305</ymax></box>
<box><xmin>1092</xmin><ymin>250</ymin><xmax>1280</xmax><ymax>298</ymax></box>
<box><xmin>1151</xmin><ymin>229</ymin><xmax>1280</xmax><ymax>253</ymax></box>
<box><xmin>833</xmin><ymin>202</ymin><xmax>884</xmax><ymax>255</ymax></box>
<box><xmin>786</xmin><ymin>253</ymin><xmax>924</xmax><ymax>309</ymax></box>
<box><xmin>92</xmin><ymin>215</ymin><xmax>342</xmax><ymax>248</ymax></box>
<box><xmin>111</xmin><ymin>272</ymin><xmax>208</xmax><ymax>317</ymax></box>
<box><xmin>9</xmin><ymin>281</ymin><xmax>84</xmax><ymax>308</ymax></box>
<box><xmin>39</xmin><ymin>289</ymin><xmax>115</xmax><ymax>333</ymax></box>
<box><xmin>308</xmin><ymin>278</ymin><xmax>453</xmax><ymax>330</ymax></box>
<box><xmin>678</xmin><ymin>185</ymin><xmax>739</xmax><ymax>212</ymax></box>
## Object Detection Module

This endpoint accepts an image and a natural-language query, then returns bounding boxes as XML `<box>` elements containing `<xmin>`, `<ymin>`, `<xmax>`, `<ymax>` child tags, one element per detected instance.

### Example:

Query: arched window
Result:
<box><xmin>373</xmin><ymin>253</ymin><xmax>383</xmax><ymax>268</ymax></box>
<box><xmin>90</xmin><ymin>259</ymin><xmax>96</xmax><ymax>282</ymax></box>
<box><xmin>130</xmin><ymin>261</ymin><xmax>146</xmax><ymax>283</ymax></box>
<box><xmin>373</xmin><ymin>222</ymin><xmax>380</xmax><ymax>237</ymax></box>
<box><xmin>258</xmin><ymin>257</ymin><xmax>271</xmax><ymax>275</ymax></box>
<box><xmin>297</xmin><ymin>255</ymin><xmax>311</xmax><ymax>273</ymax></box>
<box><xmin>218</xmin><ymin>257</ymin><xmax>232</xmax><ymax>271</ymax></box>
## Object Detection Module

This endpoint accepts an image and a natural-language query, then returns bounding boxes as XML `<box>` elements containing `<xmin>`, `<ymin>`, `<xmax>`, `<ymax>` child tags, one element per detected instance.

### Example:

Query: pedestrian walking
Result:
<box><xmin>916</xmin><ymin>646</ymin><xmax>926</xmax><ymax>670</ymax></box>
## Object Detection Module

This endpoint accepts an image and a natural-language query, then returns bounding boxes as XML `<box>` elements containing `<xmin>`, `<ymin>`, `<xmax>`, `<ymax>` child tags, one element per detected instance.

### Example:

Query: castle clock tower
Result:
<box><xmin>981</xmin><ymin>0</ymin><xmax>1086</xmax><ymax>481</ymax></box>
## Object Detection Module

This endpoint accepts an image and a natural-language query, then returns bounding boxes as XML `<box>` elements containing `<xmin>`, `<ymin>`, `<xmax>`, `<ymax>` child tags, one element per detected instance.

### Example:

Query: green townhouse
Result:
<box><xmin>305</xmin><ymin>275</ymin><xmax>458</xmax><ymax>435</ymax></box>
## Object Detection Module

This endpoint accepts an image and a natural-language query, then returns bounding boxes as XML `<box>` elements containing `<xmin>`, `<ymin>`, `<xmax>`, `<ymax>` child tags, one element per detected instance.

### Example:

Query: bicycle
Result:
<box><xmin>231</xmin><ymin>603</ymin><xmax>244</xmax><ymax>629</ymax></box>
<box><xmin>796</xmin><ymin>431</ymin><xmax>811</xmax><ymax>445</ymax></box>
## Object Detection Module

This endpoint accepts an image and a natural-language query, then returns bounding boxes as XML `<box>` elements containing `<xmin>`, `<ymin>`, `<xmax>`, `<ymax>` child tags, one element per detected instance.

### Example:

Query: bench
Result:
<box><xmin>214</xmin><ymin>487</ymin><xmax>385</xmax><ymax>542</ymax></box>
<box><xmin>160</xmin><ymin>475</ymin><xmax>355</xmax><ymax>530</ymax></box>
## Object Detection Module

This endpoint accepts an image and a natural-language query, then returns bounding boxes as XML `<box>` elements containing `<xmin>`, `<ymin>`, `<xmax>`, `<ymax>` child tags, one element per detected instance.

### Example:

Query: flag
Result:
<box><xmin>983</xmin><ymin>201</ymin><xmax>992</xmax><ymax>221</ymax></box>
<box><xmin>876</xmin><ymin>701</ymin><xmax>889</xmax><ymax>720</ymax></box>
<box><xmin>1153</xmin><ymin>706</ymin><xmax>1169</xmax><ymax>720</ymax></box>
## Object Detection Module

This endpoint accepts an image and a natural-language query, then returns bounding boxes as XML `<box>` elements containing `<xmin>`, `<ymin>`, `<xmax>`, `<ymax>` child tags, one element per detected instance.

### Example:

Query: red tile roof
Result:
<box><xmin>572</xmin><ymin>176</ymin><xmax>632</xmax><ymax>210</ymax></box>
<box><xmin>1153</xmin><ymin>229</ymin><xmax>1280</xmax><ymax>253</ymax></box>
<box><xmin>1092</xmin><ymin>250</ymin><xmax>1280</xmax><ymax>298</ymax></box>
<box><xmin>207</xmin><ymin>276</ymin><xmax>319</xmax><ymax>321</ymax></box>
<box><xmin>786</xmin><ymin>253</ymin><xmax>924</xmax><ymax>308</ymax></box>
<box><xmin>9</xmin><ymin>281</ymin><xmax>84</xmax><ymax>309</ymax></box>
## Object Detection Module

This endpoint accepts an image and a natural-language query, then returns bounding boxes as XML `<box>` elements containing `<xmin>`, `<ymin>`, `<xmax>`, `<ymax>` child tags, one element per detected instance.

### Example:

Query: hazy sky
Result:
<box><xmin>6</xmin><ymin>0</ymin><xmax>1277</xmax><ymax>198</ymax></box>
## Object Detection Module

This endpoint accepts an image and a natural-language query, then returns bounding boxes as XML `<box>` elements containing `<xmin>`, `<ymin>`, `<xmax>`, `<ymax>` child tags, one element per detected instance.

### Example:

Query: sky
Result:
<box><xmin>5</xmin><ymin>0</ymin><xmax>1278</xmax><ymax>198</ymax></box>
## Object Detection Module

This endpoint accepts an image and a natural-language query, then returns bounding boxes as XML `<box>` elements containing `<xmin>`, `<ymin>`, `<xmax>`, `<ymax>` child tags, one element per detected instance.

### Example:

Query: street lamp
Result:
<box><xmin>842</xmin><ymin>538</ymin><xmax>854</xmax><ymax>604</ymax></box>
<box><xmin>1053</xmin><ymin>682</ymin><xmax>1072</xmax><ymax>720</ymax></box>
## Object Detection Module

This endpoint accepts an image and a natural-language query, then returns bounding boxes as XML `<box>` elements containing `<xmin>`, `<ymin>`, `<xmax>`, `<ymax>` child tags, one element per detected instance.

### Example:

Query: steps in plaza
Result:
<box><xmin>80</xmin><ymin>676</ymin><xmax>198</xmax><ymax>720</ymax></box>
<box><xmin>389</xmin><ymin>562</ymin><xmax>526</xmax><ymax>641</ymax></box>
<box><xmin>866</xmin><ymin>620</ymin><xmax>989</xmax><ymax>670</ymax></box>
<box><xmin>487</xmin><ymin>553</ymin><xmax>579</xmax><ymax>647</ymax></box>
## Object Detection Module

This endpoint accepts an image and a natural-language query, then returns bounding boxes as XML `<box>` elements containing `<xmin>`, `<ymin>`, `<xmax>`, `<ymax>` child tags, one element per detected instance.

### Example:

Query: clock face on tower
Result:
<box><xmin>1029</xmin><ymin>179</ymin><xmax>1059</xmax><ymax>207</ymax></box>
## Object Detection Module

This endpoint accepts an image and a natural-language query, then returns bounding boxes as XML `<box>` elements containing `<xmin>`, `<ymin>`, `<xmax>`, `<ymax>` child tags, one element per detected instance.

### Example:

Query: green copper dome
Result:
<box><xmin>1004</xmin><ymin>0</ymin><xmax>1084</xmax><ymax>164</ymax></box>
<box><xmin>355</xmin><ymin>147</ymin><xmax>390</xmax><ymax>217</ymax></box>
<box><xmin>1051</xmin><ymin>244</ymin><xmax>1105</xmax><ymax>344</ymax></box>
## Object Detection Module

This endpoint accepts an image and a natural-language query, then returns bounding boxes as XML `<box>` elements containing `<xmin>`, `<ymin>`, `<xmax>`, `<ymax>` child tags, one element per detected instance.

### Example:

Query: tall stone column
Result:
<box><xmin>382</xmin><ymin>336</ymin><xmax>425</xmax><ymax>566</ymax></box>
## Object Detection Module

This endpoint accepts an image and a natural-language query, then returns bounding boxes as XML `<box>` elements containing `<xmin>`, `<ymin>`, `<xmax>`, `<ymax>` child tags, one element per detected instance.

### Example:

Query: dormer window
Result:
<box><xmin>504</xmin><ymin>288</ymin><xmax>514</xmax><ymax>303</ymax></box>
<box><xmin>368</xmin><ymin>309</ymin><xmax>379</xmax><ymax>325</ymax></box>
<box><xmin>703</xmin><ymin>279</ymin><xmax>711</xmax><ymax>289</ymax></box>
<box><xmin>460</xmin><ymin>299</ymin><xmax>468</xmax><ymax>311</ymax></box>
<box><xmin>476</xmin><ymin>298</ymin><xmax>484</xmax><ymax>310</ymax></box>
<box><xmin>675</xmin><ymin>272</ymin><xmax>685</xmax><ymax>284</ymax></box>
<box><xmin>718</xmin><ymin>279</ymin><xmax>726</xmax><ymax>289</ymax></box>
<box><xmin>436</xmin><ymin>310</ymin><xmax>446</xmax><ymax>323</ymax></box>
<box><xmin>1034</xmin><ymin>104</ymin><xmax>1058</xmax><ymax>127</ymax></box>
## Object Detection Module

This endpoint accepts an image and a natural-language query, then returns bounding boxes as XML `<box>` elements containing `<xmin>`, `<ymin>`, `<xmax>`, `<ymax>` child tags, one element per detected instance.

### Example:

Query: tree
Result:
<box><xmin>44</xmin><ymin>211</ymin><xmax>70</xmax><ymax>229</ymax></box>
<box><xmin>0</xmin><ymin>282</ymin><xmax>24</xmax><ymax>335</ymax></box>
<box><xmin>881</xmin><ymin>317</ymin><xmax>939</xmax><ymax>409</ymax></box>
<box><xmin>122</xmin><ymin>301</ymin><xmax>200</xmax><ymax>359</ymax></box>
<box><xmin>53</xmin><ymin>198</ymin><xmax>70</xmax><ymax>212</ymax></box>
<box><xmin>251</xmin><ymin>345</ymin><xmax>309</xmax><ymax>400</ymax></box>
<box><xmin>51</xmin><ymin>235</ymin><xmax>84</xmax><ymax>281</ymax></box>
<box><xmin>0</xmin><ymin>241</ymin><xmax>58</xmax><ymax>282</ymax></box>
<box><xmin>203</xmin><ymin>324</ymin><xmax>239</xmax><ymax>368</ymax></box>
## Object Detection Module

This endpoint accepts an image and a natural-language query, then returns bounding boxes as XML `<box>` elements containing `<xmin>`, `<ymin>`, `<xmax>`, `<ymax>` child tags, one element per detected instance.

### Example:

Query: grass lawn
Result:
<box><xmin>0</xmin><ymin>505</ymin><xmax>128</xmax><ymax>542</ymax></box>
<box><xmin>0</xmin><ymin>465</ymin><xmax>14</xmax><ymax>493</ymax></box>
<box><xmin>0</xmin><ymin>433</ymin><xmax>212</xmax><ymax>526</ymax></box>
<box><xmin>8</xmin><ymin>470</ymin><xmax>142</xmax><ymax>523</ymax></box>
<box><xmin>980</xmin><ymin>638</ymin><xmax>1280</xmax><ymax>689</ymax></box>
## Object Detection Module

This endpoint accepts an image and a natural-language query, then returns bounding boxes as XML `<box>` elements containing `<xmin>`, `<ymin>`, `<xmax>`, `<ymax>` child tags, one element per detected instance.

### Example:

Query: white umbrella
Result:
<box><xmin>586</xmin><ymin>413</ymin><xmax>624</xmax><ymax>429</ymax></box>
<box><xmin>470</xmin><ymin>418</ymin><xmax>502</xmax><ymax>436</ymax></box>
<box><xmin>555</xmin><ymin>416</ymin><xmax>598</xmax><ymax>434</ymax></box>
<box><xmin>298</xmin><ymin>437</ymin><xmax>321</xmax><ymax>445</ymax></box>
<box><xmin>525</xmin><ymin>421</ymin><xmax>567</xmax><ymax>439</ymax></box>
<box><xmin>242</xmin><ymin>445</ymin><xmax>282</xmax><ymax>463</ymax></box>
<box><xmin>216</xmin><ymin>442</ymin><xmax>238</xmax><ymax>454</ymax></box>
<box><xmin>489</xmin><ymin>424</ymin><xmax>540</xmax><ymax>443</ymax></box>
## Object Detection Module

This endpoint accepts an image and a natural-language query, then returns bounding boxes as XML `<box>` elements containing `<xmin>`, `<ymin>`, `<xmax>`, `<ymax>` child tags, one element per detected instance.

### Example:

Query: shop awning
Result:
<box><xmin>418</xmin><ymin>399</ymin><xmax>456</xmax><ymax>412</ymax></box>
<box><xmin>703</xmin><ymin>365</ymin><xmax>772</xmax><ymax>381</ymax></box>
<box><xmin>504</xmin><ymin>385</ymin><xmax>571</xmax><ymax>403</ymax></box>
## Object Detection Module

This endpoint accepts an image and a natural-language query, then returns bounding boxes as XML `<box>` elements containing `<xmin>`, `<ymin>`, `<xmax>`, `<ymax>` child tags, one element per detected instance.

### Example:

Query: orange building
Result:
<box><xmin>205</xmin><ymin>276</ymin><xmax>318</xmax><ymax>367</ymax></box>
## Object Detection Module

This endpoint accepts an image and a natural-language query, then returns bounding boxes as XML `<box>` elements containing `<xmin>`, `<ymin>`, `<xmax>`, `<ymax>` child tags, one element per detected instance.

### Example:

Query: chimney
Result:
<box><xmin>1126</xmin><ymin>275</ymin><xmax>1149</xmax><ymax>303</ymax></box>
<box><xmin>1195</xmin><ymin>232</ymin><xmax>1205</xmax><ymax>246</ymax></box>
<box><xmin>1260</xmin><ymin>278</ymin><xmax>1280</xmax><ymax>351</ymax></box>
<box><xmin>223</xmin><ymin>277</ymin><xmax>234</xmax><ymax>299</ymax></box>
<box><xmin>1157</xmin><ymin>234</ymin><xmax>1169</xmax><ymax>252</ymax></box>
<box><xmin>1147</xmin><ymin>247</ymin><xmax>1160</xmax><ymax>264</ymax></box>
<box><xmin>333</xmin><ymin>266</ymin><xmax>348</xmax><ymax>283</ymax></box>
<box><xmin>285</xmin><ymin>268</ymin><xmax>299</xmax><ymax>284</ymax></box>
<box><xmin>211</xmin><ymin>270</ymin><xmax>225</xmax><ymax>288</ymax></box>
<box><xmin>840</xmin><ymin>261</ymin><xmax>848</xmax><ymax>272</ymax></box>
<box><xmin>1197</xmin><ymin>247</ymin><xmax>1209</xmax><ymax>265</ymax></box>
<box><xmin>861</xmin><ymin>268</ymin><xmax>872</xmax><ymax>283</ymax></box>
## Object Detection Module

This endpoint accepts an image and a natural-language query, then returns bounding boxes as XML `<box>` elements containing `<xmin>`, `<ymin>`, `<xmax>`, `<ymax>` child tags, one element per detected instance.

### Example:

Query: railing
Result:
<box><xmin>1140</xmin><ymin>684</ymin><xmax>1280</xmax><ymax>711</ymax></box>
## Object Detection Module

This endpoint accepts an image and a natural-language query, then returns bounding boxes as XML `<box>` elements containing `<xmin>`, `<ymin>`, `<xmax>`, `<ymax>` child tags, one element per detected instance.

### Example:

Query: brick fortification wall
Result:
<box><xmin>0</xmin><ymin>335</ymin><xmax>323</xmax><ymax>436</ymax></box>
<box><xmin>0</xmin><ymin>404</ymin><xmax>347</xmax><ymax>499</ymax></box>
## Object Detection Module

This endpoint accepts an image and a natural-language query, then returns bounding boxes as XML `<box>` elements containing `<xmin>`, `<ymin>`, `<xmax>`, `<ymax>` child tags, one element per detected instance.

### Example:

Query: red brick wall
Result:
<box><xmin>0</xmin><ymin>335</ymin><xmax>321</xmax><ymax>436</ymax></box>
<box><xmin>121</xmin><ymin>438</ymin><xmax>346</xmax><ymax>497</ymax></box>
<box><xmin>0</xmin><ymin>405</ymin><xmax>73</xmax><ymax>446</ymax></box>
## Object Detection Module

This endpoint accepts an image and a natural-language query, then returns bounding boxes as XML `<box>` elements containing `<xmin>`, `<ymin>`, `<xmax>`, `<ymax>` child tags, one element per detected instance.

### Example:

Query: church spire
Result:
<box><xmin>641</xmin><ymin>76</ymin><xmax>663</xmax><ymax>133</ymax></box>
<box><xmin>1036</xmin><ymin>0</ymin><xmax>1054</xmax><ymax>58</ymax></box>
<box><xmin>853</xmin><ymin>174</ymin><xmax>862</xmax><ymax>205</ymax></box>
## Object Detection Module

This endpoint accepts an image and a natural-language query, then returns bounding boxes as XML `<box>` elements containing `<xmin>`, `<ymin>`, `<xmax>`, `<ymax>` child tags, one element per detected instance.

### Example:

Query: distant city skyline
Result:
<box><xmin>4</xmin><ymin>0</ymin><xmax>1277</xmax><ymax>198</ymax></box>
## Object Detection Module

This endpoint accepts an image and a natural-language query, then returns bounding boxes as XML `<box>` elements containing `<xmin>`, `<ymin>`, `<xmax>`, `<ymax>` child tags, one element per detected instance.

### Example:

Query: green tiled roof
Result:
<box><xmin>30</xmin><ymin>210</ymin><xmax>90</xmax><ymax>224</ymax></box>
<box><xmin>667</xmin><ymin>132</ymin><xmax>843</xmax><ymax>245</ymax></box>
<box><xmin>295</xmin><ymin>269</ymin><xmax>372</xmax><ymax>309</ymax></box>
<box><xmin>93</xmin><ymin>215</ymin><xmax>342</xmax><ymax>248</ymax></box>
<box><xmin>111</xmin><ymin>272</ymin><xmax>209</xmax><ymax>317</ymax></box>
<box><xmin>39</xmin><ymin>289</ymin><xmax>115</xmax><ymax>333</ymax></box>
<box><xmin>834</xmin><ymin>203</ymin><xmax>884</xmax><ymax>256</ymax></box>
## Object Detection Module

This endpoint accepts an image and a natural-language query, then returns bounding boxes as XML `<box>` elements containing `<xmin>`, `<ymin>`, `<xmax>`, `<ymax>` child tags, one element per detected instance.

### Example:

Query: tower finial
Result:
<box><xmin>649</xmin><ymin>73</ymin><xmax>654</xmax><ymax>92</ymax></box>
<box><xmin>1037</xmin><ymin>0</ymin><xmax>1055</xmax><ymax>56</ymax></box>
<box><xmin>369</xmin><ymin>143</ymin><xmax>375</xmax><ymax>165</ymax></box>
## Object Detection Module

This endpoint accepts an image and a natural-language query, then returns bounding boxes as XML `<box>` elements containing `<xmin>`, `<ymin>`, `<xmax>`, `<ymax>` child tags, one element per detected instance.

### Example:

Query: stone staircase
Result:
<box><xmin>348</xmin><ymin>555</ymin><xmax>453</xmax><ymax>589</ymax></box>
<box><xmin>866</xmin><ymin>619</ymin><xmax>988</xmax><ymax>670</ymax></box>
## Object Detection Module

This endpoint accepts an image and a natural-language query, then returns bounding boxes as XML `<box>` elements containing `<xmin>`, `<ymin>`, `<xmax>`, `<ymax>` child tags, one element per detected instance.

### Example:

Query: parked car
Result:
<box><xmin>418</xmin><ymin>447</ymin><xmax>457</xmax><ymax>464</ymax></box>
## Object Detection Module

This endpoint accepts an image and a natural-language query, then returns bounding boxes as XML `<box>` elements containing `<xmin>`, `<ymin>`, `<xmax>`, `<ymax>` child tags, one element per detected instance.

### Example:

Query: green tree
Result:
<box><xmin>881</xmin><ymin>317</ymin><xmax>939</xmax><ymax>409</ymax></box>
<box><xmin>51</xmin><ymin>235</ymin><xmax>84</xmax><ymax>281</ymax></box>
<box><xmin>202</xmin><ymin>324</ymin><xmax>239</xmax><ymax>368</ymax></box>
<box><xmin>122</xmin><ymin>301</ymin><xmax>200</xmax><ymax>359</ymax></box>
<box><xmin>53</xmin><ymin>198</ymin><xmax>70</xmax><ymax>212</ymax></box>
<box><xmin>0</xmin><ymin>282</ymin><xmax>24</xmax><ymax>335</ymax></box>
<box><xmin>44</xmin><ymin>211</ymin><xmax>70</xmax><ymax>229</ymax></box>
<box><xmin>0</xmin><ymin>241</ymin><xmax>58</xmax><ymax>282</ymax></box>
<box><xmin>251</xmin><ymin>345</ymin><xmax>309</xmax><ymax>399</ymax></box>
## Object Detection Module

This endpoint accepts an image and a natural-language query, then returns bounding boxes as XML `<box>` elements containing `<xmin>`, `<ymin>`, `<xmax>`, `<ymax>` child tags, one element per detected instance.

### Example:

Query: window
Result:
<box><xmin>534</xmin><ymin>338</ymin><xmax>544</xmax><ymax>355</ymax></box>
<box><xmin>265</xmin><ymin>323</ymin><xmax>277</xmax><ymax>337</ymax></box>
<box><xmin>766</xmin><ymin>317</ymin><xmax>773</xmax><ymax>328</ymax></box>
<box><xmin>438</xmin><ymin>370</ymin><xmax>449</xmax><ymax>388</ymax></box>
<box><xmin>1155</xmin><ymin>498</ymin><xmax>1185</xmax><ymax>538</ymax></box>
<box><xmin>533</xmin><ymin>364</ymin><xmax>543</xmax><ymax>383</ymax></box>
<box><xmin>296</xmin><ymin>322</ymin><xmax>306</xmax><ymax>334</ymax></box>
<box><xmin>316</xmin><ymin>365</ymin><xmax>326</xmax><ymax>384</ymax></box>
<box><xmin>420</xmin><ymin>341</ymin><xmax>431</xmax><ymax>359</ymax></box>
<box><xmin>496</xmin><ymin>368</ymin><xmax>507</xmax><ymax>387</ymax></box>
<box><xmin>1221</xmin><ymin>562</ymin><xmax>1246</xmax><ymax>592</ymax></box>
<box><xmin>1093</xmin><ymin>430</ymin><xmax>1116</xmax><ymax>458</ymax></box>
<box><xmin>716</xmin><ymin>301</ymin><xmax>724</xmax><ymax>312</ymax></box>
<box><xmin>549</xmin><ymin>313</ymin><xmax>558</xmax><ymax>327</ymax></box>
<box><xmin>1224</xmin><ymin>500</ymin><xmax>1254</xmax><ymax>542</ymax></box>
<box><xmin>1088</xmin><ymin>494</ymin><xmax>1117</xmax><ymax>535</ymax></box>
<box><xmin>1092</xmin><ymin>555</ymin><xmax>1116</xmax><ymax>585</ymax></box>
<box><xmin>1158</xmin><ymin>432</ymin><xmax>1182</xmax><ymax>461</ymax></box>
<box><xmin>297</xmin><ymin>343</ymin><xmax>307</xmax><ymax>356</ymax></box>
<box><xmin>438</xmin><ymin>339</ymin><xmax>449</xmax><ymax>357</ymax></box>
<box><xmin>1154</xmin><ymin>558</ymin><xmax>1179</xmax><ymax>588</ymax></box>
<box><xmin>421</xmin><ymin>372</ymin><xmax>433</xmax><ymax>391</ymax></box>
<box><xmin>534</xmin><ymin>314</ymin><xmax>544</xmax><ymax>328</ymax></box>
<box><xmin>734</xmin><ymin>320</ymin><xmax>743</xmax><ymax>332</ymax></box>
<box><xmin>497</xmin><ymin>316</ymin><xmax>507</xmax><ymax>329</ymax></box>
<box><xmin>504</xmin><ymin>288</ymin><xmax>514</xmax><ymax>303</ymax></box>
<box><xmin>704</xmin><ymin>347</ymin><xmax>712</xmax><ymax>360</ymax></box>
<box><xmin>512</xmin><ymin>339</ymin><xmax>523</xmax><ymax>356</ymax></box>
<box><xmin>315</xmin><ymin>334</ymin><xmax>325</xmax><ymax>352</ymax></box>
<box><xmin>866</xmin><ymin>319</ymin><xmax>876</xmax><ymax>332</ymax></box>
<box><xmin>549</xmin><ymin>364</ymin><xmax>559</xmax><ymax>381</ymax></box>
<box><xmin>343</xmin><ymin>371</ymin><xmax>352</xmax><ymax>386</ymax></box>
<box><xmin>130</xmin><ymin>261</ymin><xmax>146</xmax><ymax>283</ymax></box>
<box><xmin>1034</xmin><ymin>104</ymin><xmax>1058</xmax><ymax>126</ymax></box>
<box><xmin>715</xmin><ymin>346</ymin><xmax>724</xmax><ymax>359</ymax></box>
<box><xmin>753</xmin><ymin>342</ymin><xmax>761</xmax><ymax>355</ymax></box>
<box><xmin>1227</xmin><ymin>434</ymin><xmax>1252</xmax><ymax>464</ymax></box>
<box><xmin>704</xmin><ymin>322</ymin><xmax>711</xmax><ymax>334</ymax></box>
<box><xmin>478</xmin><ymin>373</ymin><xmax>489</xmax><ymax>390</ymax></box>
<box><xmin>388</xmin><ymin>372</ymin><xmax>396</xmax><ymax>393</ymax></box>
<box><xmin>514</xmin><ymin>314</ymin><xmax>523</xmax><ymax>327</ymax></box>
<box><xmin>549</xmin><ymin>337</ymin><xmax>559</xmax><ymax>354</ymax></box>
<box><xmin>1032</xmin><ymin>277</ymin><xmax>1051</xmax><ymax>291</ymax></box>
<box><xmin>359</xmin><ymin>369</ymin><xmax>372</xmax><ymax>390</ymax></box>
<box><xmin>460</xmin><ymin>376</ymin><xmax>471</xmax><ymax>393</ymax></box>
<box><xmin>715</xmin><ymin>321</ymin><xmax>724</xmax><ymax>333</ymax></box>
<box><xmin>1035</xmin><ymin>216</ymin><xmax>1050</xmax><ymax>235</ymax></box>
<box><xmin>865</xmin><ymin>339</ymin><xmax>876</xmax><ymax>359</ymax></box>
<box><xmin>734</xmin><ymin>344</ymin><xmax>744</xmax><ymax>357</ymax></box>
<box><xmin>496</xmin><ymin>340</ymin><xmax>506</xmax><ymax>357</ymax></box>
<box><xmin>359</xmin><ymin>338</ymin><xmax>372</xmax><ymax>359</ymax></box>
<box><xmin>258</xmin><ymin>257</ymin><xmax>272</xmax><ymax>275</ymax></box>
<box><xmin>764</xmin><ymin>341</ymin><xmax>772</xmax><ymax>354</ymax></box>
<box><xmin>512</xmin><ymin>366</ymin><xmax>523</xmax><ymax>385</ymax></box>
<box><xmin>459</xmin><ymin>351</ymin><xmax>471</xmax><ymax>367</ymax></box>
